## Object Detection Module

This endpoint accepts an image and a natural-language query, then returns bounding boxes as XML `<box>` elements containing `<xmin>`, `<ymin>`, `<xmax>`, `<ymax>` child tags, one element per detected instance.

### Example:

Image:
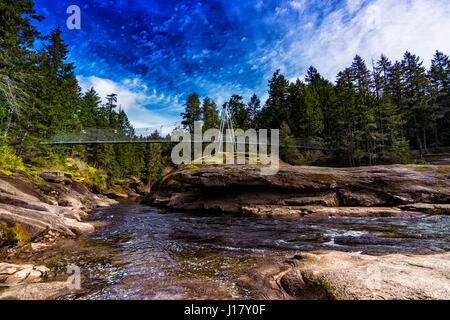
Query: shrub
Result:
<box><xmin>0</xmin><ymin>144</ymin><xmax>23</xmax><ymax>174</ymax></box>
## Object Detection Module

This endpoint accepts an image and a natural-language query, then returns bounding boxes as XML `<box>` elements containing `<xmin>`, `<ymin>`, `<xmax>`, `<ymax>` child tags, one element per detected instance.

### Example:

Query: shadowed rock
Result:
<box><xmin>143</xmin><ymin>164</ymin><xmax>450</xmax><ymax>216</ymax></box>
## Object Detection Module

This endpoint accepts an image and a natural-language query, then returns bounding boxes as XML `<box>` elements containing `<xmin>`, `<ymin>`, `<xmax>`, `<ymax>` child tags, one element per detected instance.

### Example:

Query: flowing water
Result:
<box><xmin>24</xmin><ymin>202</ymin><xmax>450</xmax><ymax>299</ymax></box>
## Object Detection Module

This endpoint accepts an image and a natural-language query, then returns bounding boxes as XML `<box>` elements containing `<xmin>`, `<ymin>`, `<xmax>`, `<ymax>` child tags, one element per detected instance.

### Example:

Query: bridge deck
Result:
<box><xmin>41</xmin><ymin>140</ymin><xmax>328</xmax><ymax>150</ymax></box>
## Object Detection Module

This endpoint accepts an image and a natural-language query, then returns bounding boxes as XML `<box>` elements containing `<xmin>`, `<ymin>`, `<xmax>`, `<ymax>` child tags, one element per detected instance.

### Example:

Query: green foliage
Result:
<box><xmin>279</xmin><ymin>121</ymin><xmax>302</xmax><ymax>164</ymax></box>
<box><xmin>0</xmin><ymin>144</ymin><xmax>23</xmax><ymax>174</ymax></box>
<box><xmin>0</xmin><ymin>223</ymin><xmax>31</xmax><ymax>247</ymax></box>
<box><xmin>181</xmin><ymin>93</ymin><xmax>202</xmax><ymax>132</ymax></box>
<box><xmin>1</xmin><ymin>0</ymin><xmax>449</xmax><ymax>176</ymax></box>
<box><xmin>202</xmin><ymin>97</ymin><xmax>219</xmax><ymax>129</ymax></box>
<box><xmin>225</xmin><ymin>95</ymin><xmax>248</xmax><ymax>130</ymax></box>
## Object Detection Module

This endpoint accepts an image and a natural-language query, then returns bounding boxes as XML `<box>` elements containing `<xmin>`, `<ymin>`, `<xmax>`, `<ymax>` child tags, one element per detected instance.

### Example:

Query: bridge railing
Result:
<box><xmin>44</xmin><ymin>126</ymin><xmax>329</xmax><ymax>150</ymax></box>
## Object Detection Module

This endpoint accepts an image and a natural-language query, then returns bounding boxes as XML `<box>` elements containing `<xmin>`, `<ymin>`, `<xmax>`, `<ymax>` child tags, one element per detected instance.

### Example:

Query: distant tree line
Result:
<box><xmin>181</xmin><ymin>52</ymin><xmax>449</xmax><ymax>166</ymax></box>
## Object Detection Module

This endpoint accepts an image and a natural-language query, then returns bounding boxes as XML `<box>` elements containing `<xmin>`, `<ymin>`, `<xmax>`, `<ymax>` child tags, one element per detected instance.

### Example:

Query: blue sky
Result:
<box><xmin>33</xmin><ymin>0</ymin><xmax>450</xmax><ymax>128</ymax></box>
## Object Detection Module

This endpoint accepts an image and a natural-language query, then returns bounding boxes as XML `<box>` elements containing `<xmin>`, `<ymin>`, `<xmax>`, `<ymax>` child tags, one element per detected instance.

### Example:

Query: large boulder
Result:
<box><xmin>241</xmin><ymin>251</ymin><xmax>450</xmax><ymax>300</ymax></box>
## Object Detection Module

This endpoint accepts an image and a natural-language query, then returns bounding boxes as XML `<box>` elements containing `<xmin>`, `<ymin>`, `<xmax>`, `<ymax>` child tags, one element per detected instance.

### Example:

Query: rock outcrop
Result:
<box><xmin>240</xmin><ymin>251</ymin><xmax>450</xmax><ymax>300</ymax></box>
<box><xmin>0</xmin><ymin>262</ymin><xmax>50</xmax><ymax>285</ymax></box>
<box><xmin>143</xmin><ymin>164</ymin><xmax>450</xmax><ymax>216</ymax></box>
<box><xmin>0</xmin><ymin>174</ymin><xmax>117</xmax><ymax>242</ymax></box>
<box><xmin>0</xmin><ymin>261</ymin><xmax>72</xmax><ymax>300</ymax></box>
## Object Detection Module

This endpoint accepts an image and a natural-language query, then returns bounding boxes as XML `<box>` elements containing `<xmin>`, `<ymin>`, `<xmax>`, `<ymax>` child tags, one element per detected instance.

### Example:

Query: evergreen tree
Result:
<box><xmin>259</xmin><ymin>70</ymin><xmax>289</xmax><ymax>129</ymax></box>
<box><xmin>202</xmin><ymin>97</ymin><xmax>219</xmax><ymax>129</ymax></box>
<box><xmin>401</xmin><ymin>51</ymin><xmax>433</xmax><ymax>156</ymax></box>
<box><xmin>429</xmin><ymin>50</ymin><xmax>450</xmax><ymax>145</ymax></box>
<box><xmin>106</xmin><ymin>93</ymin><xmax>118</xmax><ymax>124</ymax></box>
<box><xmin>181</xmin><ymin>93</ymin><xmax>201</xmax><ymax>132</ymax></box>
<box><xmin>224</xmin><ymin>95</ymin><xmax>248</xmax><ymax>129</ymax></box>
<box><xmin>246</xmin><ymin>93</ymin><xmax>261</xmax><ymax>128</ymax></box>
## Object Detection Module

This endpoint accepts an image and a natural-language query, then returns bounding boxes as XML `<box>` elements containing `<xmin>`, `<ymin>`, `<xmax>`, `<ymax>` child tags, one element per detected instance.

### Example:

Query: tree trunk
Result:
<box><xmin>423</xmin><ymin>127</ymin><xmax>428</xmax><ymax>154</ymax></box>
<box><xmin>416</xmin><ymin>133</ymin><xmax>423</xmax><ymax>159</ymax></box>
<box><xmin>146</xmin><ymin>168</ymin><xmax>152</xmax><ymax>193</ymax></box>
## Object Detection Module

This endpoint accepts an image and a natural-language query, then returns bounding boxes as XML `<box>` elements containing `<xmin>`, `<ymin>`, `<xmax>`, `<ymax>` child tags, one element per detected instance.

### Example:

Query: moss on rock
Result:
<box><xmin>0</xmin><ymin>222</ymin><xmax>31</xmax><ymax>247</ymax></box>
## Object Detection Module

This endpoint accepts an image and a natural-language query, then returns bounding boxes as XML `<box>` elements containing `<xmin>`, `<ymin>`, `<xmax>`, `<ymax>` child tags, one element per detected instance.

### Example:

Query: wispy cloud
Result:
<box><xmin>270</xmin><ymin>0</ymin><xmax>450</xmax><ymax>80</ymax></box>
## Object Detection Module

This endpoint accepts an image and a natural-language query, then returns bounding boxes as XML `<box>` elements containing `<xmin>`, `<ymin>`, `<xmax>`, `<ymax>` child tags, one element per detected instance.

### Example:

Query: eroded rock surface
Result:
<box><xmin>143</xmin><ymin>165</ymin><xmax>450</xmax><ymax>216</ymax></box>
<box><xmin>0</xmin><ymin>281</ymin><xmax>69</xmax><ymax>300</ymax></box>
<box><xmin>0</xmin><ymin>175</ymin><xmax>117</xmax><ymax>239</ymax></box>
<box><xmin>0</xmin><ymin>262</ymin><xmax>50</xmax><ymax>285</ymax></box>
<box><xmin>242</xmin><ymin>251</ymin><xmax>450</xmax><ymax>300</ymax></box>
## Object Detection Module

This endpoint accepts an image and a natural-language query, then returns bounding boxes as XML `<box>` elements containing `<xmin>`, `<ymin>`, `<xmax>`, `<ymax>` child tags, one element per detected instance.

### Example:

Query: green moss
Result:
<box><xmin>414</xmin><ymin>159</ymin><xmax>431</xmax><ymax>165</ymax></box>
<box><xmin>0</xmin><ymin>222</ymin><xmax>31</xmax><ymax>247</ymax></box>
<box><xmin>167</xmin><ymin>179</ymin><xmax>181</xmax><ymax>186</ymax></box>
<box><xmin>32</xmin><ymin>181</ymin><xmax>55</xmax><ymax>197</ymax></box>
<box><xmin>309</xmin><ymin>278</ymin><xmax>336</xmax><ymax>300</ymax></box>
<box><xmin>435</xmin><ymin>166</ymin><xmax>450</xmax><ymax>174</ymax></box>
<box><xmin>182</xmin><ymin>164</ymin><xmax>201</xmax><ymax>170</ymax></box>
<box><xmin>303</xmin><ymin>173</ymin><xmax>340</xmax><ymax>183</ymax></box>
<box><xmin>413</xmin><ymin>166</ymin><xmax>430</xmax><ymax>172</ymax></box>
<box><xmin>159</xmin><ymin>173</ymin><xmax>173</xmax><ymax>186</ymax></box>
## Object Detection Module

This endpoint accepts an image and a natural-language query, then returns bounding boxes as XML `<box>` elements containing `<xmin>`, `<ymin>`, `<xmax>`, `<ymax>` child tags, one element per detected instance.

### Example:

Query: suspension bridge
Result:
<box><xmin>41</xmin><ymin>125</ymin><xmax>327</xmax><ymax>150</ymax></box>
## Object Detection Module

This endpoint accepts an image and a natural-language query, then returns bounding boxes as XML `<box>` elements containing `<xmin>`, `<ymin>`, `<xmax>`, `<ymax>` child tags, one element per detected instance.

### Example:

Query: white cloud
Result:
<box><xmin>273</xmin><ymin>0</ymin><xmax>450</xmax><ymax>81</ymax></box>
<box><xmin>346</xmin><ymin>0</ymin><xmax>365</xmax><ymax>13</ymax></box>
<box><xmin>288</xmin><ymin>75</ymin><xmax>306</xmax><ymax>83</ymax></box>
<box><xmin>289</xmin><ymin>0</ymin><xmax>307</xmax><ymax>12</ymax></box>
<box><xmin>77</xmin><ymin>75</ymin><xmax>182</xmax><ymax>129</ymax></box>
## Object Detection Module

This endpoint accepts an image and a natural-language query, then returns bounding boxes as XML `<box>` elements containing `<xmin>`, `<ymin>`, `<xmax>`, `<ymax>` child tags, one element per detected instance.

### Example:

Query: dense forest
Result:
<box><xmin>181</xmin><ymin>53</ymin><xmax>450</xmax><ymax>167</ymax></box>
<box><xmin>0</xmin><ymin>1</ymin><xmax>449</xmax><ymax>188</ymax></box>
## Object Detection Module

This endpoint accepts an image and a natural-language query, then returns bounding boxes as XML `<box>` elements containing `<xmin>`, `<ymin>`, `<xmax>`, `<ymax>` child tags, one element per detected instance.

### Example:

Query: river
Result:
<box><xmin>26</xmin><ymin>202</ymin><xmax>450</xmax><ymax>300</ymax></box>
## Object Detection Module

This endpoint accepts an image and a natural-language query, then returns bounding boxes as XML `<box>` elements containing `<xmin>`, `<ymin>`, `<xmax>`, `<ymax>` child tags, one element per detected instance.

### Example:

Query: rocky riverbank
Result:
<box><xmin>0</xmin><ymin>173</ymin><xmax>117</xmax><ymax>245</ymax></box>
<box><xmin>143</xmin><ymin>164</ymin><xmax>450</xmax><ymax>217</ymax></box>
<box><xmin>142</xmin><ymin>164</ymin><xmax>450</xmax><ymax>300</ymax></box>
<box><xmin>0</xmin><ymin>171</ymin><xmax>145</xmax><ymax>299</ymax></box>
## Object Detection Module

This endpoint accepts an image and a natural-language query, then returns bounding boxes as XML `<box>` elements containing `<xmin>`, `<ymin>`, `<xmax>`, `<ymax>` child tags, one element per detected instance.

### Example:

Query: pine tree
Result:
<box><xmin>225</xmin><ymin>95</ymin><xmax>248</xmax><ymax>129</ymax></box>
<box><xmin>106</xmin><ymin>93</ymin><xmax>118</xmax><ymax>124</ymax></box>
<box><xmin>181</xmin><ymin>93</ymin><xmax>201</xmax><ymax>132</ymax></box>
<box><xmin>429</xmin><ymin>50</ymin><xmax>450</xmax><ymax>145</ymax></box>
<box><xmin>260</xmin><ymin>70</ymin><xmax>289</xmax><ymax>129</ymax></box>
<box><xmin>401</xmin><ymin>51</ymin><xmax>433</xmax><ymax>157</ymax></box>
<box><xmin>202</xmin><ymin>97</ymin><xmax>219</xmax><ymax>129</ymax></box>
<box><xmin>246</xmin><ymin>94</ymin><xmax>261</xmax><ymax>129</ymax></box>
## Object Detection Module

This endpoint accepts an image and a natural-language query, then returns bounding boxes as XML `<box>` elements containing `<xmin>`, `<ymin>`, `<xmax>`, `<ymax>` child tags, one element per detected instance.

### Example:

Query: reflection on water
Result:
<box><xmin>30</xmin><ymin>202</ymin><xmax>450</xmax><ymax>299</ymax></box>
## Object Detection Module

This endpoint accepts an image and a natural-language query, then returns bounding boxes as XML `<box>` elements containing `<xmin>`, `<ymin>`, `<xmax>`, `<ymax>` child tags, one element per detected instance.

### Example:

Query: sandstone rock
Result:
<box><xmin>106</xmin><ymin>192</ymin><xmax>128</xmax><ymax>199</ymax></box>
<box><xmin>0</xmin><ymin>264</ymin><xmax>19</xmax><ymax>275</ymax></box>
<box><xmin>241</xmin><ymin>205</ymin><xmax>420</xmax><ymax>217</ymax></box>
<box><xmin>399</xmin><ymin>203</ymin><xmax>450</xmax><ymax>215</ymax></box>
<box><xmin>4</xmin><ymin>268</ymin><xmax>31</xmax><ymax>284</ymax></box>
<box><xmin>0</xmin><ymin>263</ymin><xmax>50</xmax><ymax>286</ymax></box>
<box><xmin>244</xmin><ymin>251</ymin><xmax>450</xmax><ymax>300</ymax></box>
<box><xmin>284</xmin><ymin>192</ymin><xmax>339</xmax><ymax>207</ymax></box>
<box><xmin>0</xmin><ymin>175</ymin><xmax>116</xmax><ymax>239</ymax></box>
<box><xmin>24</xmin><ymin>270</ymin><xmax>43</xmax><ymax>283</ymax></box>
<box><xmin>145</xmin><ymin>164</ymin><xmax>450</xmax><ymax>216</ymax></box>
<box><xmin>0</xmin><ymin>281</ymin><xmax>69</xmax><ymax>300</ymax></box>
<box><xmin>39</xmin><ymin>174</ymin><xmax>67</xmax><ymax>184</ymax></box>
